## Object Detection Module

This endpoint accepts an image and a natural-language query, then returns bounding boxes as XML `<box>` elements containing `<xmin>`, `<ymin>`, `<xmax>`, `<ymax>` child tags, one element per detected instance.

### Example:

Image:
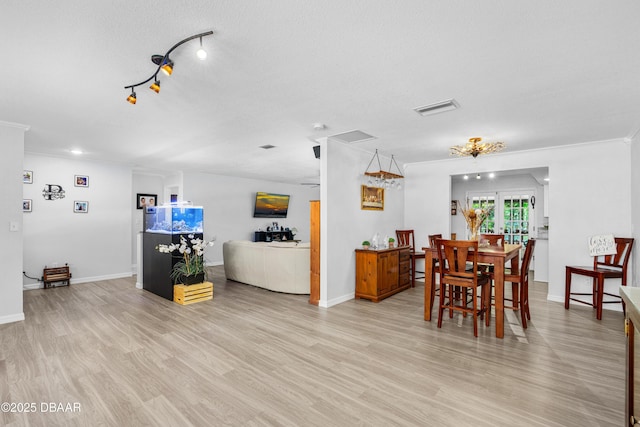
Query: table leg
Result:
<box><xmin>424</xmin><ymin>252</ymin><xmax>434</xmax><ymax>321</ymax></box>
<box><xmin>494</xmin><ymin>258</ymin><xmax>505</xmax><ymax>339</ymax></box>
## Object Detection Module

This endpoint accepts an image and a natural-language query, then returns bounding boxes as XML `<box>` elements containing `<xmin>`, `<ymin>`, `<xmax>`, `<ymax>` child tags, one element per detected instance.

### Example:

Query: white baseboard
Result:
<box><xmin>23</xmin><ymin>272</ymin><xmax>133</xmax><ymax>291</ymax></box>
<box><xmin>320</xmin><ymin>292</ymin><xmax>355</xmax><ymax>308</ymax></box>
<box><xmin>0</xmin><ymin>312</ymin><xmax>25</xmax><ymax>325</ymax></box>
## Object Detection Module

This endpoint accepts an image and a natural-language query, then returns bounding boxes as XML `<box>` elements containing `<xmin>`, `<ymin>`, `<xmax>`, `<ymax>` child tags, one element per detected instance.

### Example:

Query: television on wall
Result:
<box><xmin>253</xmin><ymin>192</ymin><xmax>290</xmax><ymax>218</ymax></box>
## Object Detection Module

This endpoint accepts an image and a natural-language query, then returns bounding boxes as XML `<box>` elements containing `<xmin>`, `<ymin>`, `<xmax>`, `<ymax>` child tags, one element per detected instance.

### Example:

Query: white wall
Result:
<box><xmin>632</xmin><ymin>135</ymin><xmax>640</xmax><ymax>286</ymax></box>
<box><xmin>404</xmin><ymin>140</ymin><xmax>633</xmax><ymax>306</ymax></box>
<box><xmin>0</xmin><ymin>123</ymin><xmax>27</xmax><ymax>324</ymax></box>
<box><xmin>23</xmin><ymin>153</ymin><xmax>133</xmax><ymax>288</ymax></box>
<box><xmin>182</xmin><ymin>172</ymin><xmax>320</xmax><ymax>265</ymax></box>
<box><xmin>321</xmin><ymin>140</ymin><xmax>404</xmax><ymax>307</ymax></box>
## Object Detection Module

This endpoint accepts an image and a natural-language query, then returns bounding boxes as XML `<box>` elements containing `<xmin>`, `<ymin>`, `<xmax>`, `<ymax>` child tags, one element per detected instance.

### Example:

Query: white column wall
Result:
<box><xmin>0</xmin><ymin>123</ymin><xmax>27</xmax><ymax>324</ymax></box>
<box><xmin>321</xmin><ymin>140</ymin><xmax>404</xmax><ymax>307</ymax></box>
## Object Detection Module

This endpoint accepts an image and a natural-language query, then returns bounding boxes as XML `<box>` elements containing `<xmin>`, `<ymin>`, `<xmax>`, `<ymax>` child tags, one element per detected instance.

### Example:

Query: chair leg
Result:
<box><xmin>410</xmin><ymin>256</ymin><xmax>416</xmax><ymax>288</ymax></box>
<box><xmin>482</xmin><ymin>282</ymin><xmax>492</xmax><ymax>326</ymax></box>
<box><xmin>596</xmin><ymin>276</ymin><xmax>604</xmax><ymax>320</ymax></box>
<box><xmin>520</xmin><ymin>283</ymin><xmax>528</xmax><ymax>329</ymax></box>
<box><xmin>437</xmin><ymin>284</ymin><xmax>447</xmax><ymax>329</ymax></box>
<box><xmin>511</xmin><ymin>283</ymin><xmax>518</xmax><ymax>310</ymax></box>
<box><xmin>472</xmin><ymin>286</ymin><xmax>478</xmax><ymax>337</ymax></box>
<box><xmin>565</xmin><ymin>268</ymin><xmax>572</xmax><ymax>309</ymax></box>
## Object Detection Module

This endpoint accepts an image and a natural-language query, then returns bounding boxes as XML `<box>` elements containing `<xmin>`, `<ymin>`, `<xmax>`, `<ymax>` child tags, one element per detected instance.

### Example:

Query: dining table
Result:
<box><xmin>422</xmin><ymin>243</ymin><xmax>522</xmax><ymax>338</ymax></box>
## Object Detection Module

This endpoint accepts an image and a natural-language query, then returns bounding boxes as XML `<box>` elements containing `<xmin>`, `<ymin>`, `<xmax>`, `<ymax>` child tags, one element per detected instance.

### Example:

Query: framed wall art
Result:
<box><xmin>23</xmin><ymin>170</ymin><xmax>33</xmax><ymax>184</ymax></box>
<box><xmin>74</xmin><ymin>175</ymin><xmax>89</xmax><ymax>187</ymax></box>
<box><xmin>136</xmin><ymin>193</ymin><xmax>157</xmax><ymax>209</ymax></box>
<box><xmin>74</xmin><ymin>201</ymin><xmax>89</xmax><ymax>213</ymax></box>
<box><xmin>23</xmin><ymin>199</ymin><xmax>32</xmax><ymax>212</ymax></box>
<box><xmin>361</xmin><ymin>185</ymin><xmax>384</xmax><ymax>211</ymax></box>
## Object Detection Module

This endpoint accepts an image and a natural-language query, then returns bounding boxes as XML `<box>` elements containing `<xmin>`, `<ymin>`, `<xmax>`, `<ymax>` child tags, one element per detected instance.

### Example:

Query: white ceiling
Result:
<box><xmin>3</xmin><ymin>2</ymin><xmax>640</xmax><ymax>185</ymax></box>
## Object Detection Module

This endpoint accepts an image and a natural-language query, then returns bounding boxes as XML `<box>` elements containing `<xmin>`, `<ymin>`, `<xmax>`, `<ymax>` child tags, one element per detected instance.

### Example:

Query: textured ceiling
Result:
<box><xmin>3</xmin><ymin>1</ymin><xmax>640</xmax><ymax>184</ymax></box>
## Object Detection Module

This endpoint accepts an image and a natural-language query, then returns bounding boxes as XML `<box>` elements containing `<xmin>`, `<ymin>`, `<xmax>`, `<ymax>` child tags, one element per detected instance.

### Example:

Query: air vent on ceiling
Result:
<box><xmin>414</xmin><ymin>98</ymin><xmax>460</xmax><ymax>116</ymax></box>
<box><xmin>259</xmin><ymin>144</ymin><xmax>276</xmax><ymax>149</ymax></box>
<box><xmin>328</xmin><ymin>130</ymin><xmax>376</xmax><ymax>144</ymax></box>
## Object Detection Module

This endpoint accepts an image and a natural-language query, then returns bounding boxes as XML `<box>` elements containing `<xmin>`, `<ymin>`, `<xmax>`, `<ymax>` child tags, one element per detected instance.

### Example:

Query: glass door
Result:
<box><xmin>499</xmin><ymin>192</ymin><xmax>533</xmax><ymax>246</ymax></box>
<box><xmin>466</xmin><ymin>190</ymin><xmax>535</xmax><ymax>247</ymax></box>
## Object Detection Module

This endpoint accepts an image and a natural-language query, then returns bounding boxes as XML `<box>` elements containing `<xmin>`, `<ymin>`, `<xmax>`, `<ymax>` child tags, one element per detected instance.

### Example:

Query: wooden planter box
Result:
<box><xmin>173</xmin><ymin>281</ymin><xmax>213</xmax><ymax>305</ymax></box>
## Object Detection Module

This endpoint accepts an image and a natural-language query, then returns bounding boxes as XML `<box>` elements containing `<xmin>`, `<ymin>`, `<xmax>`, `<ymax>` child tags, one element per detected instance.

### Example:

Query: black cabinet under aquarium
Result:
<box><xmin>143</xmin><ymin>205</ymin><xmax>204</xmax><ymax>300</ymax></box>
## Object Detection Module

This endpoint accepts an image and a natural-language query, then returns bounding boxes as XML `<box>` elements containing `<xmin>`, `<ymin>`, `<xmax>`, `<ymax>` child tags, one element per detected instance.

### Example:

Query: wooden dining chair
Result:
<box><xmin>395</xmin><ymin>230</ymin><xmax>425</xmax><ymax>288</ymax></box>
<box><xmin>565</xmin><ymin>237</ymin><xmax>634</xmax><ymax>320</ymax></box>
<box><xmin>436</xmin><ymin>239</ymin><xmax>490</xmax><ymax>337</ymax></box>
<box><xmin>480</xmin><ymin>233</ymin><xmax>504</xmax><ymax>247</ymax></box>
<box><xmin>479</xmin><ymin>233</ymin><xmax>505</xmax><ymax>274</ymax></box>
<box><xmin>503</xmin><ymin>239</ymin><xmax>536</xmax><ymax>328</ymax></box>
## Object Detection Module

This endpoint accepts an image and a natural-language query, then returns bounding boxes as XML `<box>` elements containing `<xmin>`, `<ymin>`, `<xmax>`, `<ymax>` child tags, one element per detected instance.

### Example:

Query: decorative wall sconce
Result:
<box><xmin>124</xmin><ymin>30</ymin><xmax>214</xmax><ymax>104</ymax></box>
<box><xmin>363</xmin><ymin>149</ymin><xmax>404</xmax><ymax>190</ymax></box>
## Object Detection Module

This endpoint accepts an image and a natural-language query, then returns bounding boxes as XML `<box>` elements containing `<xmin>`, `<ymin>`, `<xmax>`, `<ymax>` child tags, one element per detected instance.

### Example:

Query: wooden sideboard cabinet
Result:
<box><xmin>355</xmin><ymin>246</ymin><xmax>411</xmax><ymax>302</ymax></box>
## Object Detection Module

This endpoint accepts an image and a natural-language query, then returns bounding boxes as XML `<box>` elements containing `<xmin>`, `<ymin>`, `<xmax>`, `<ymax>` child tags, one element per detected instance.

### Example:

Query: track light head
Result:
<box><xmin>151</xmin><ymin>55</ymin><xmax>174</xmax><ymax>76</ymax></box>
<box><xmin>149</xmin><ymin>80</ymin><xmax>161</xmax><ymax>93</ymax></box>
<box><xmin>126</xmin><ymin>89</ymin><xmax>137</xmax><ymax>105</ymax></box>
<box><xmin>161</xmin><ymin>59</ymin><xmax>174</xmax><ymax>76</ymax></box>
<box><xmin>196</xmin><ymin>37</ymin><xmax>207</xmax><ymax>60</ymax></box>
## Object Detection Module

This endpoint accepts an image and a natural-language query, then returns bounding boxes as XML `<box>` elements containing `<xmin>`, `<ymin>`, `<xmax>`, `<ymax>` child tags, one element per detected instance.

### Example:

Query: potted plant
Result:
<box><xmin>388</xmin><ymin>237</ymin><xmax>395</xmax><ymax>248</ymax></box>
<box><xmin>362</xmin><ymin>240</ymin><xmax>370</xmax><ymax>249</ymax></box>
<box><xmin>157</xmin><ymin>234</ymin><xmax>215</xmax><ymax>285</ymax></box>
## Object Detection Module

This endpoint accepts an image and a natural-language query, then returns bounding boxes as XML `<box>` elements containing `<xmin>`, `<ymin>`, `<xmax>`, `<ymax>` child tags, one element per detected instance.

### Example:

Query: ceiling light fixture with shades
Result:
<box><xmin>124</xmin><ymin>30</ymin><xmax>213</xmax><ymax>104</ymax></box>
<box><xmin>450</xmin><ymin>137</ymin><xmax>506</xmax><ymax>158</ymax></box>
<box><xmin>363</xmin><ymin>149</ymin><xmax>404</xmax><ymax>190</ymax></box>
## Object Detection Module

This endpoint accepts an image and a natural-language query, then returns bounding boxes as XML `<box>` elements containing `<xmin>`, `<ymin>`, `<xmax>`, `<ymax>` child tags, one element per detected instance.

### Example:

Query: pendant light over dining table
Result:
<box><xmin>450</xmin><ymin>137</ymin><xmax>506</xmax><ymax>158</ymax></box>
<box><xmin>124</xmin><ymin>30</ymin><xmax>214</xmax><ymax>104</ymax></box>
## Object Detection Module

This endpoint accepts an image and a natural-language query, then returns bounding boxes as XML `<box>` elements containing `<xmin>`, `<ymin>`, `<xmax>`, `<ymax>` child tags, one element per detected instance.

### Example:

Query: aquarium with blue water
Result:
<box><xmin>144</xmin><ymin>205</ymin><xmax>204</xmax><ymax>234</ymax></box>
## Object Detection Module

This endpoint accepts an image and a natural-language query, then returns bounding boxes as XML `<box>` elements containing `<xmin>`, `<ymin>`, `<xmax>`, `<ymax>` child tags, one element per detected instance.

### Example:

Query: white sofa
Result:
<box><xmin>222</xmin><ymin>240</ymin><xmax>310</xmax><ymax>294</ymax></box>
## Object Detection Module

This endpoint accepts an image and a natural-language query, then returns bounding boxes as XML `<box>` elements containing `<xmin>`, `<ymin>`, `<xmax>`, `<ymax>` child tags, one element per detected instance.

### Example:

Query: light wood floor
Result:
<box><xmin>0</xmin><ymin>266</ymin><xmax>625</xmax><ymax>426</ymax></box>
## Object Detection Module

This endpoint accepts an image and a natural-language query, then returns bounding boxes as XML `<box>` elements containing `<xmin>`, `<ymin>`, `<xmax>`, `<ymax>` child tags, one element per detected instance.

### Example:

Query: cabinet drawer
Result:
<box><xmin>399</xmin><ymin>261</ymin><xmax>410</xmax><ymax>274</ymax></box>
<box><xmin>399</xmin><ymin>273</ymin><xmax>410</xmax><ymax>286</ymax></box>
<box><xmin>399</xmin><ymin>250</ymin><xmax>410</xmax><ymax>262</ymax></box>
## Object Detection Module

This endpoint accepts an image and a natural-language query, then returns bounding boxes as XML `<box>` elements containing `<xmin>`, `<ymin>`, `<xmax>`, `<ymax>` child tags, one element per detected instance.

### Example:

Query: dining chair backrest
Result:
<box><xmin>520</xmin><ymin>239</ymin><xmax>536</xmax><ymax>279</ymax></box>
<box><xmin>436</xmin><ymin>239</ymin><xmax>480</xmax><ymax>279</ymax></box>
<box><xmin>594</xmin><ymin>237</ymin><xmax>634</xmax><ymax>274</ymax></box>
<box><xmin>428</xmin><ymin>234</ymin><xmax>443</xmax><ymax>248</ymax></box>
<box><xmin>481</xmin><ymin>234</ymin><xmax>504</xmax><ymax>247</ymax></box>
<box><xmin>396</xmin><ymin>229</ymin><xmax>416</xmax><ymax>251</ymax></box>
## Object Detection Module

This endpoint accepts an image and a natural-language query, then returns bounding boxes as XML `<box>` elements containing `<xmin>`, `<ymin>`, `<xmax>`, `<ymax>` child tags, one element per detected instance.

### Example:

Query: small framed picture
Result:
<box><xmin>451</xmin><ymin>200</ymin><xmax>458</xmax><ymax>216</ymax></box>
<box><xmin>74</xmin><ymin>201</ymin><xmax>89</xmax><ymax>213</ymax></box>
<box><xmin>361</xmin><ymin>185</ymin><xmax>384</xmax><ymax>211</ymax></box>
<box><xmin>23</xmin><ymin>199</ymin><xmax>32</xmax><ymax>212</ymax></box>
<box><xmin>136</xmin><ymin>193</ymin><xmax>157</xmax><ymax>209</ymax></box>
<box><xmin>23</xmin><ymin>170</ymin><xmax>33</xmax><ymax>184</ymax></box>
<box><xmin>74</xmin><ymin>175</ymin><xmax>89</xmax><ymax>187</ymax></box>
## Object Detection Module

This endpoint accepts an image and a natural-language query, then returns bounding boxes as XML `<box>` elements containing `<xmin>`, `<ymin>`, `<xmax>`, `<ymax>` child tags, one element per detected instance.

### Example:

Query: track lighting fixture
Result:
<box><xmin>124</xmin><ymin>30</ymin><xmax>213</xmax><ymax>104</ymax></box>
<box><xmin>126</xmin><ymin>89</ymin><xmax>137</xmax><ymax>104</ymax></box>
